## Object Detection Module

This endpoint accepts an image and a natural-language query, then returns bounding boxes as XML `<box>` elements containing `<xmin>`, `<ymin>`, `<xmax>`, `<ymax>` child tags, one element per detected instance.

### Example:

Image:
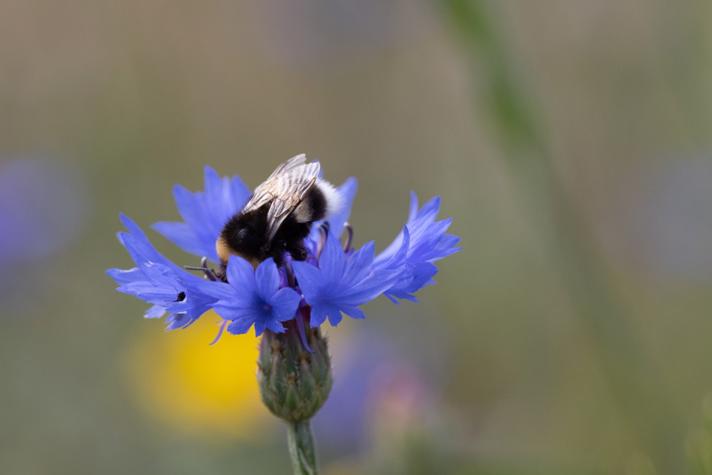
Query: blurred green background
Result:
<box><xmin>2</xmin><ymin>1</ymin><xmax>712</xmax><ymax>474</ymax></box>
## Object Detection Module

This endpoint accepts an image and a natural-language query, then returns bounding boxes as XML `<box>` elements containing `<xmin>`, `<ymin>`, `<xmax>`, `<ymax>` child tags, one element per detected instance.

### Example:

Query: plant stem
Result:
<box><xmin>287</xmin><ymin>420</ymin><xmax>318</xmax><ymax>475</ymax></box>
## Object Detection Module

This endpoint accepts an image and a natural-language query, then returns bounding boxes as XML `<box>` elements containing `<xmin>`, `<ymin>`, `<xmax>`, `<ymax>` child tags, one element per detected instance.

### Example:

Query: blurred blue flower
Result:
<box><xmin>209</xmin><ymin>257</ymin><xmax>301</xmax><ymax>336</ymax></box>
<box><xmin>258</xmin><ymin>0</ymin><xmax>399</xmax><ymax>66</ymax></box>
<box><xmin>313</xmin><ymin>329</ymin><xmax>436</xmax><ymax>454</ymax></box>
<box><xmin>609</xmin><ymin>158</ymin><xmax>712</xmax><ymax>281</ymax></box>
<box><xmin>0</xmin><ymin>158</ymin><xmax>86</xmax><ymax>306</ymax></box>
<box><xmin>107</xmin><ymin>215</ymin><xmax>217</xmax><ymax>330</ymax></box>
<box><xmin>293</xmin><ymin>233</ymin><xmax>402</xmax><ymax>327</ymax></box>
<box><xmin>109</xmin><ymin>160</ymin><xmax>459</xmax><ymax>337</ymax></box>
<box><xmin>0</xmin><ymin>158</ymin><xmax>85</xmax><ymax>263</ymax></box>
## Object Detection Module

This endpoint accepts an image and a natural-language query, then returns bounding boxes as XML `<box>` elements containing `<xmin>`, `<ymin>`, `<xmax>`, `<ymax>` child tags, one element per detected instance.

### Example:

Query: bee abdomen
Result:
<box><xmin>293</xmin><ymin>185</ymin><xmax>328</xmax><ymax>223</ymax></box>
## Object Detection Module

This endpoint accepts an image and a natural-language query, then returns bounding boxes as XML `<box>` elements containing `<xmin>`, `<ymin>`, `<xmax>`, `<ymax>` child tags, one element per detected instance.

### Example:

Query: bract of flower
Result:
<box><xmin>209</xmin><ymin>256</ymin><xmax>302</xmax><ymax>336</ymax></box>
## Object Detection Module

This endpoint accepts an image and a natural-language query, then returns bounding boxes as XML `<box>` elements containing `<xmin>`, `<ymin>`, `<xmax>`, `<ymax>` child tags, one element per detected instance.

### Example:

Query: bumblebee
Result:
<box><xmin>216</xmin><ymin>154</ymin><xmax>341</xmax><ymax>266</ymax></box>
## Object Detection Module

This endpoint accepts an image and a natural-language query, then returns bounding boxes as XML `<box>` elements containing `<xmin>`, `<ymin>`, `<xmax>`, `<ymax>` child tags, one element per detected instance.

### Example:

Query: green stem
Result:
<box><xmin>287</xmin><ymin>420</ymin><xmax>318</xmax><ymax>475</ymax></box>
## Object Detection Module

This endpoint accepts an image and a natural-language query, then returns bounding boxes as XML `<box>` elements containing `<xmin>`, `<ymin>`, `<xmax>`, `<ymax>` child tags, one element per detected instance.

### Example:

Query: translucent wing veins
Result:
<box><xmin>242</xmin><ymin>156</ymin><xmax>321</xmax><ymax>243</ymax></box>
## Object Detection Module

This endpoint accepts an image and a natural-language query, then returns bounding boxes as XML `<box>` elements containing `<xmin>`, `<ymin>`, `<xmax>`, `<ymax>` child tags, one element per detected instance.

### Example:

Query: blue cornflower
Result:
<box><xmin>376</xmin><ymin>193</ymin><xmax>461</xmax><ymax>302</ymax></box>
<box><xmin>293</xmin><ymin>232</ymin><xmax>403</xmax><ymax>327</ymax></box>
<box><xmin>108</xmin><ymin>159</ymin><xmax>459</xmax><ymax>339</ymax></box>
<box><xmin>208</xmin><ymin>257</ymin><xmax>301</xmax><ymax>336</ymax></box>
<box><xmin>108</xmin><ymin>158</ymin><xmax>462</xmax><ymax>471</ymax></box>
<box><xmin>153</xmin><ymin>167</ymin><xmax>251</xmax><ymax>263</ymax></box>
<box><xmin>107</xmin><ymin>215</ymin><xmax>217</xmax><ymax>329</ymax></box>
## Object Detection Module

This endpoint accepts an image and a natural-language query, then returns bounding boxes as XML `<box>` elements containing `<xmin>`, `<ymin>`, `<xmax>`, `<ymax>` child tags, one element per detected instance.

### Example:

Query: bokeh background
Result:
<box><xmin>2</xmin><ymin>1</ymin><xmax>712</xmax><ymax>474</ymax></box>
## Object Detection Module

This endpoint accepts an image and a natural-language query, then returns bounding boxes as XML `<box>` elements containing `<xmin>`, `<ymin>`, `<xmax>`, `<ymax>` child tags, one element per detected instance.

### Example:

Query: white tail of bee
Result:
<box><xmin>316</xmin><ymin>179</ymin><xmax>342</xmax><ymax>218</ymax></box>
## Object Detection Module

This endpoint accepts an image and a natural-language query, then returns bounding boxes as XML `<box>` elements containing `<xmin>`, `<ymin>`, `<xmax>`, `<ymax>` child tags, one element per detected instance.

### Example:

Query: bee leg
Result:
<box><xmin>343</xmin><ymin>222</ymin><xmax>354</xmax><ymax>252</ymax></box>
<box><xmin>183</xmin><ymin>257</ymin><xmax>220</xmax><ymax>281</ymax></box>
<box><xmin>216</xmin><ymin>262</ymin><xmax>227</xmax><ymax>282</ymax></box>
<box><xmin>202</xmin><ymin>257</ymin><xmax>222</xmax><ymax>281</ymax></box>
<box><xmin>315</xmin><ymin>222</ymin><xmax>330</xmax><ymax>258</ymax></box>
<box><xmin>287</xmin><ymin>242</ymin><xmax>308</xmax><ymax>261</ymax></box>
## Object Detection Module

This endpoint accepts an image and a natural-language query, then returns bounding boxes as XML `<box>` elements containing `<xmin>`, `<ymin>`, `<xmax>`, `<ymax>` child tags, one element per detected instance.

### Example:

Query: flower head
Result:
<box><xmin>209</xmin><ymin>257</ymin><xmax>301</xmax><ymax>336</ymax></box>
<box><xmin>107</xmin><ymin>214</ymin><xmax>217</xmax><ymax>329</ymax></box>
<box><xmin>153</xmin><ymin>167</ymin><xmax>251</xmax><ymax>263</ymax></box>
<box><xmin>376</xmin><ymin>193</ymin><xmax>461</xmax><ymax>302</ymax></box>
<box><xmin>293</xmin><ymin>233</ymin><xmax>403</xmax><ymax>327</ymax></box>
<box><xmin>108</xmin><ymin>158</ymin><xmax>459</xmax><ymax>339</ymax></box>
<box><xmin>108</xmin><ymin>156</ymin><xmax>460</xmax><ymax>472</ymax></box>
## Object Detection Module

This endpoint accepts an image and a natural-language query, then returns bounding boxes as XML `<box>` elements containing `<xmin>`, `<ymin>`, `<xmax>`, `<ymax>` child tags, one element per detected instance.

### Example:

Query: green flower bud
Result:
<box><xmin>258</xmin><ymin>323</ymin><xmax>333</xmax><ymax>423</ymax></box>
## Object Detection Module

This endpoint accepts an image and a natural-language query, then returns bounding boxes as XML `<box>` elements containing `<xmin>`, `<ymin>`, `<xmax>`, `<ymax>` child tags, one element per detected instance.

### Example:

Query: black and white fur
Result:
<box><xmin>216</xmin><ymin>155</ymin><xmax>341</xmax><ymax>265</ymax></box>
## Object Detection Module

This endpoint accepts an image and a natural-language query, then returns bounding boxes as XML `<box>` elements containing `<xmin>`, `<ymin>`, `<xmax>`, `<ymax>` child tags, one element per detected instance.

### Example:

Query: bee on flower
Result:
<box><xmin>107</xmin><ymin>154</ymin><xmax>460</xmax><ymax>474</ymax></box>
<box><xmin>109</xmin><ymin>154</ymin><xmax>459</xmax><ymax>340</ymax></box>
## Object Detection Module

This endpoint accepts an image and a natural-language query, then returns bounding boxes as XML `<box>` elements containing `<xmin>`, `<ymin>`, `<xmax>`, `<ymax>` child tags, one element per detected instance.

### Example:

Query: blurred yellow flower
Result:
<box><xmin>123</xmin><ymin>311</ymin><xmax>272</xmax><ymax>438</ymax></box>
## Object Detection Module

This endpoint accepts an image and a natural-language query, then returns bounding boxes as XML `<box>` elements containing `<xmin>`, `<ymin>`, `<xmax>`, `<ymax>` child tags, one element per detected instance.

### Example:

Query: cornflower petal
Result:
<box><xmin>227</xmin><ymin>318</ymin><xmax>255</xmax><ymax>335</ymax></box>
<box><xmin>376</xmin><ymin>193</ymin><xmax>461</xmax><ymax>302</ymax></box>
<box><xmin>153</xmin><ymin>167</ymin><xmax>251</xmax><ymax>262</ymax></box>
<box><xmin>151</xmin><ymin>221</ymin><xmax>203</xmax><ymax>257</ymax></box>
<box><xmin>226</xmin><ymin>256</ymin><xmax>258</xmax><ymax>295</ymax></box>
<box><xmin>107</xmin><ymin>215</ymin><xmax>217</xmax><ymax>329</ymax></box>
<box><xmin>293</xmin><ymin>234</ymin><xmax>401</xmax><ymax>327</ymax></box>
<box><xmin>271</xmin><ymin>288</ymin><xmax>302</xmax><ymax>321</ymax></box>
<box><xmin>255</xmin><ymin>258</ymin><xmax>281</xmax><ymax>301</ymax></box>
<box><xmin>213</xmin><ymin>256</ymin><xmax>301</xmax><ymax>336</ymax></box>
<box><xmin>145</xmin><ymin>304</ymin><xmax>166</xmax><ymax>319</ymax></box>
<box><xmin>328</xmin><ymin>177</ymin><xmax>358</xmax><ymax>238</ymax></box>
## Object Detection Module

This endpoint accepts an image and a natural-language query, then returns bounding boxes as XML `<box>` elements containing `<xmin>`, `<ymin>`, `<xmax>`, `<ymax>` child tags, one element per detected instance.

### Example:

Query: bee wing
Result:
<box><xmin>265</xmin><ymin>153</ymin><xmax>307</xmax><ymax>180</ymax></box>
<box><xmin>242</xmin><ymin>154</ymin><xmax>309</xmax><ymax>214</ymax></box>
<box><xmin>265</xmin><ymin>162</ymin><xmax>321</xmax><ymax>241</ymax></box>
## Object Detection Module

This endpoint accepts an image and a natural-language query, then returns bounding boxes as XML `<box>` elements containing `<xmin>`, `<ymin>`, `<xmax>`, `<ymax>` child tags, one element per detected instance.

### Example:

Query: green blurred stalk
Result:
<box><xmin>287</xmin><ymin>421</ymin><xmax>318</xmax><ymax>475</ymax></box>
<box><xmin>443</xmin><ymin>0</ymin><xmax>685</xmax><ymax>471</ymax></box>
